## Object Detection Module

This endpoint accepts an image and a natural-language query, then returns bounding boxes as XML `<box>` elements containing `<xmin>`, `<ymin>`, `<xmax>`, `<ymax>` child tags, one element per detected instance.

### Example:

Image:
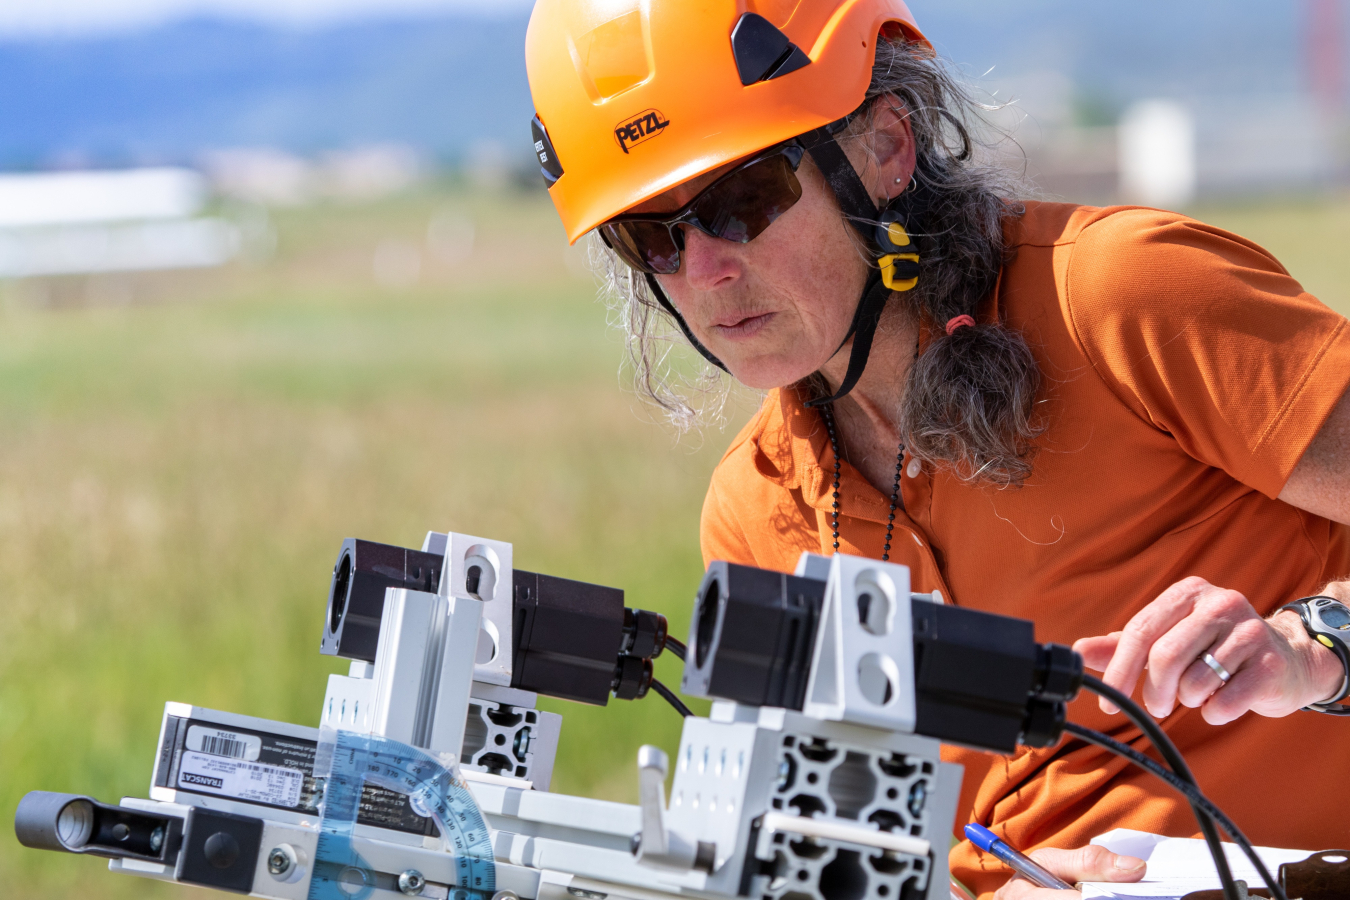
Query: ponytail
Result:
<box><xmin>902</xmin><ymin>321</ymin><xmax>1041</xmax><ymax>486</ymax></box>
<box><xmin>844</xmin><ymin>39</ymin><xmax>1043</xmax><ymax>486</ymax></box>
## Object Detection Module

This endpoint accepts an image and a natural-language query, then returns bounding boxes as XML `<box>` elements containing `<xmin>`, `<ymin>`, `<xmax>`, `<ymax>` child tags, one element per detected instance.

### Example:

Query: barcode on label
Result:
<box><xmin>185</xmin><ymin>725</ymin><xmax>262</xmax><ymax>761</ymax></box>
<box><xmin>201</xmin><ymin>735</ymin><xmax>248</xmax><ymax>759</ymax></box>
<box><xmin>234</xmin><ymin>760</ymin><xmax>277</xmax><ymax>774</ymax></box>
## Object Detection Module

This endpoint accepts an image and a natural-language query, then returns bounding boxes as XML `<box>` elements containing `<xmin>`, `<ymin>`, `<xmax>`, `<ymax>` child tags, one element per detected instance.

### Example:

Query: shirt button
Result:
<box><xmin>906</xmin><ymin>458</ymin><xmax>922</xmax><ymax>478</ymax></box>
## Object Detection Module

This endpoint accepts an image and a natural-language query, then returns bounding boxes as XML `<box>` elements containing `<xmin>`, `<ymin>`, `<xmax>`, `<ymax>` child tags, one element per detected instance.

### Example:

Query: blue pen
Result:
<box><xmin>965</xmin><ymin>823</ymin><xmax>1074</xmax><ymax>891</ymax></box>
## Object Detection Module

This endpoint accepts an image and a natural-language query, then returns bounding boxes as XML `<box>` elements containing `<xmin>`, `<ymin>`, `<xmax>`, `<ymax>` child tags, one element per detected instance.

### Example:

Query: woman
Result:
<box><xmin>525</xmin><ymin>1</ymin><xmax>1350</xmax><ymax>896</ymax></box>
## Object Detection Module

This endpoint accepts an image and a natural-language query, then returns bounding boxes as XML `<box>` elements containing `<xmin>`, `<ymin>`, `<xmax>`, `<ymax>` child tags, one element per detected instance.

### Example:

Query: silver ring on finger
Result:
<box><xmin>1200</xmin><ymin>651</ymin><xmax>1232</xmax><ymax>684</ymax></box>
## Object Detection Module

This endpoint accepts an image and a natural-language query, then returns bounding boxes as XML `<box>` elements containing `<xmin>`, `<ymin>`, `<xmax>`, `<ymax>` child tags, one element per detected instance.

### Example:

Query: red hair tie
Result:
<box><xmin>945</xmin><ymin>314</ymin><xmax>976</xmax><ymax>335</ymax></box>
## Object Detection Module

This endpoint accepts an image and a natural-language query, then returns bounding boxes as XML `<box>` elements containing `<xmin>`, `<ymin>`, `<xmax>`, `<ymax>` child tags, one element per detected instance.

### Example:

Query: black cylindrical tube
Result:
<box><xmin>15</xmin><ymin>791</ymin><xmax>182</xmax><ymax>864</ymax></box>
<box><xmin>15</xmin><ymin>792</ymin><xmax>92</xmax><ymax>853</ymax></box>
<box><xmin>681</xmin><ymin>562</ymin><xmax>825</xmax><ymax>710</ymax></box>
<box><xmin>321</xmin><ymin>538</ymin><xmax>445</xmax><ymax>663</ymax></box>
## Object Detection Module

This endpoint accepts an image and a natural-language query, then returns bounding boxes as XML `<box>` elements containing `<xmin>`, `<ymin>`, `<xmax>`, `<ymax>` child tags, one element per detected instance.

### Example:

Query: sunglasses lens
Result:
<box><xmin>694</xmin><ymin>154</ymin><xmax>802</xmax><ymax>244</ymax></box>
<box><xmin>602</xmin><ymin>221</ymin><xmax>681</xmax><ymax>275</ymax></box>
<box><xmin>600</xmin><ymin>145</ymin><xmax>803</xmax><ymax>275</ymax></box>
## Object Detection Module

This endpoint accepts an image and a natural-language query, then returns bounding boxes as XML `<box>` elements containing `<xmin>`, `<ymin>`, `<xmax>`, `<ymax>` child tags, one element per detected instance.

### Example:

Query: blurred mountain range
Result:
<box><xmin>0</xmin><ymin>14</ymin><xmax>536</xmax><ymax>167</ymax></box>
<box><xmin>0</xmin><ymin>0</ymin><xmax>1335</xmax><ymax>168</ymax></box>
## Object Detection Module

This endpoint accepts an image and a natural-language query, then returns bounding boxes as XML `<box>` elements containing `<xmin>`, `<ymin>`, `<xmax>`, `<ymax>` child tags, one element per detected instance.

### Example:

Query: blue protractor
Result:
<box><xmin>308</xmin><ymin>730</ymin><xmax>496</xmax><ymax>900</ymax></box>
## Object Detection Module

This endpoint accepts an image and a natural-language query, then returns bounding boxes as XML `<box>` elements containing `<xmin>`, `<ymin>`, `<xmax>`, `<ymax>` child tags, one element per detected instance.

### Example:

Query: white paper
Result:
<box><xmin>1079</xmin><ymin>829</ymin><xmax>1314</xmax><ymax>899</ymax></box>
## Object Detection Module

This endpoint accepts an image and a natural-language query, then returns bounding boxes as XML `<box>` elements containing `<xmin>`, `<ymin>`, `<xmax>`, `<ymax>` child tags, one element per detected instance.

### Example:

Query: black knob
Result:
<box><xmin>203</xmin><ymin>832</ymin><xmax>240</xmax><ymax>869</ymax></box>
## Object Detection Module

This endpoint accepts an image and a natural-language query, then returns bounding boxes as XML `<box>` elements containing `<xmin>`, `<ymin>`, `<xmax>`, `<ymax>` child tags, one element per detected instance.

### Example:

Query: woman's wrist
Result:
<box><xmin>1304</xmin><ymin>625</ymin><xmax>1349</xmax><ymax>705</ymax></box>
<box><xmin>1270</xmin><ymin>588</ymin><xmax>1350</xmax><ymax>706</ymax></box>
<box><xmin>1270</xmin><ymin>611</ymin><xmax>1339</xmax><ymax>702</ymax></box>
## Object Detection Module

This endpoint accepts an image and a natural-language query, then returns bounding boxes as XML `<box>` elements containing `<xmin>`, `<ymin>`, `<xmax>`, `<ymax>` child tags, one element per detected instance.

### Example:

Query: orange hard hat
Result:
<box><xmin>526</xmin><ymin>0</ymin><xmax>929</xmax><ymax>244</ymax></box>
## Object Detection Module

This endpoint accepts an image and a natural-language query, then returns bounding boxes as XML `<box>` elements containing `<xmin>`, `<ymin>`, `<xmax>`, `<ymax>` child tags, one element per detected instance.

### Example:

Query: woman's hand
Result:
<box><xmin>990</xmin><ymin>845</ymin><xmax>1146</xmax><ymax>899</ymax></box>
<box><xmin>1073</xmin><ymin>577</ymin><xmax>1345</xmax><ymax>724</ymax></box>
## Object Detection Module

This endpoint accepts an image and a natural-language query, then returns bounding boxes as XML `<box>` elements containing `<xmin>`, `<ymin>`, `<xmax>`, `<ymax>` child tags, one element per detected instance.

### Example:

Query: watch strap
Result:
<box><xmin>1280</xmin><ymin>597</ymin><xmax>1350</xmax><ymax>714</ymax></box>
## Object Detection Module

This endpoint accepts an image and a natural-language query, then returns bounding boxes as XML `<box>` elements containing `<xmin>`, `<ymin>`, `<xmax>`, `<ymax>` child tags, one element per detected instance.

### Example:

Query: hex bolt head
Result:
<box><xmin>398</xmin><ymin>869</ymin><xmax>426</xmax><ymax>895</ymax></box>
<box><xmin>267</xmin><ymin>847</ymin><xmax>292</xmax><ymax>876</ymax></box>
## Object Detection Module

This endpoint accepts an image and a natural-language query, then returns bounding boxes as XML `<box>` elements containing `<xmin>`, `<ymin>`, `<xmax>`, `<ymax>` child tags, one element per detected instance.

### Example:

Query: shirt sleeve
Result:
<box><xmin>1064</xmin><ymin>207</ymin><xmax>1350</xmax><ymax>498</ymax></box>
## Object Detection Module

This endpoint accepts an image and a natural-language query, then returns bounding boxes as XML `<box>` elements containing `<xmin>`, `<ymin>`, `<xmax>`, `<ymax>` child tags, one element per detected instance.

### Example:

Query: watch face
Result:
<box><xmin>1321</xmin><ymin>605</ymin><xmax>1350</xmax><ymax>630</ymax></box>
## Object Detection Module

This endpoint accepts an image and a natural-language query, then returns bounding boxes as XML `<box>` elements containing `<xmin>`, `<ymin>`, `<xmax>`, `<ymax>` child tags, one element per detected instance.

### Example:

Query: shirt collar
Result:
<box><xmin>746</xmin><ymin>386</ymin><xmax>895</xmax><ymax>520</ymax></box>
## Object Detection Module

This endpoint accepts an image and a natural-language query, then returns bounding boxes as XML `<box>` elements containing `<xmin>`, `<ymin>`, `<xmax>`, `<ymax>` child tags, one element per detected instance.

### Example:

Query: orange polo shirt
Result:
<box><xmin>699</xmin><ymin>203</ymin><xmax>1350</xmax><ymax>897</ymax></box>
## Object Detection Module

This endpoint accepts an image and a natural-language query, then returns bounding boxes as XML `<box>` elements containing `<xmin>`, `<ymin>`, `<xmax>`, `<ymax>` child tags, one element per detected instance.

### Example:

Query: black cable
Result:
<box><xmin>1082</xmin><ymin>675</ymin><xmax>1241</xmax><ymax>900</ymax></box>
<box><xmin>1064</xmin><ymin>722</ymin><xmax>1287</xmax><ymax>900</ymax></box>
<box><xmin>664</xmin><ymin>636</ymin><xmax>687</xmax><ymax>663</ymax></box>
<box><xmin>650</xmin><ymin>678</ymin><xmax>692</xmax><ymax>717</ymax></box>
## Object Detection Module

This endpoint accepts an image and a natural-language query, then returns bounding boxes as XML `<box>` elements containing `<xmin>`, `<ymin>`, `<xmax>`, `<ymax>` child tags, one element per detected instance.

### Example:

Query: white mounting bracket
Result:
<box><xmin>802</xmin><ymin>555</ymin><xmax>918</xmax><ymax>732</ymax></box>
<box><xmin>424</xmin><ymin>530</ymin><xmax>515</xmax><ymax>687</ymax></box>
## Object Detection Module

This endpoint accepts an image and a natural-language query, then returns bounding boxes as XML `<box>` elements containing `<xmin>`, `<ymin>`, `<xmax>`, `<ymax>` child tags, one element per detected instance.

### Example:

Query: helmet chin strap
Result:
<box><xmin>641</xmin><ymin>119</ymin><xmax>922</xmax><ymax>402</ymax></box>
<box><xmin>644</xmin><ymin>273</ymin><xmax>730</xmax><ymax>373</ymax></box>
<box><xmin>804</xmin><ymin>268</ymin><xmax>892</xmax><ymax>409</ymax></box>
<box><xmin>798</xmin><ymin>121</ymin><xmax>918</xmax><ymax>409</ymax></box>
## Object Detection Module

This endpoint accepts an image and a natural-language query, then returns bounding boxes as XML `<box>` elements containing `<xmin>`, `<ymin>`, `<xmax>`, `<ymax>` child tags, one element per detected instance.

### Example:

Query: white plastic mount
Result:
<box><xmin>801</xmin><ymin>554</ymin><xmax>918</xmax><ymax>732</ymax></box>
<box><xmin>423</xmin><ymin>531</ymin><xmax>515</xmax><ymax>687</ymax></box>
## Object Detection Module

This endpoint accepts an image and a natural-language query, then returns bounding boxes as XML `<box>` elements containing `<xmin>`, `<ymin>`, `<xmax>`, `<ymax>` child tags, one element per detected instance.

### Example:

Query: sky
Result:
<box><xmin>0</xmin><ymin>0</ymin><xmax>532</xmax><ymax>36</ymax></box>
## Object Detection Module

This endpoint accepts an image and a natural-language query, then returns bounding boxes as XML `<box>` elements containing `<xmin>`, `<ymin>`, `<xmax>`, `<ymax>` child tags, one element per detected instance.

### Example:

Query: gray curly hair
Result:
<box><xmin>592</xmin><ymin>37</ymin><xmax>1043</xmax><ymax>486</ymax></box>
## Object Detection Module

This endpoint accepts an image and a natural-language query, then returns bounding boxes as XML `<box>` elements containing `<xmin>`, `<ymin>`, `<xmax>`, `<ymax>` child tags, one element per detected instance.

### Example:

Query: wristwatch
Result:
<box><xmin>1279</xmin><ymin>596</ymin><xmax>1350</xmax><ymax>715</ymax></box>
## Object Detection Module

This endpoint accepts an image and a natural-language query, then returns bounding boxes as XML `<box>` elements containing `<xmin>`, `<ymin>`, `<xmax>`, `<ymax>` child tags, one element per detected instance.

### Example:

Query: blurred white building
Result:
<box><xmin>199</xmin><ymin>149</ymin><xmax>313</xmax><ymax>207</ymax></box>
<box><xmin>993</xmin><ymin>81</ymin><xmax>1342</xmax><ymax>208</ymax></box>
<box><xmin>200</xmin><ymin>144</ymin><xmax>426</xmax><ymax>206</ymax></box>
<box><xmin>1118</xmin><ymin>100</ymin><xmax>1197</xmax><ymax>207</ymax></box>
<box><xmin>1193</xmin><ymin>93</ymin><xmax>1339</xmax><ymax>196</ymax></box>
<box><xmin>0</xmin><ymin>168</ymin><xmax>240</xmax><ymax>278</ymax></box>
<box><xmin>322</xmin><ymin>145</ymin><xmax>425</xmax><ymax>201</ymax></box>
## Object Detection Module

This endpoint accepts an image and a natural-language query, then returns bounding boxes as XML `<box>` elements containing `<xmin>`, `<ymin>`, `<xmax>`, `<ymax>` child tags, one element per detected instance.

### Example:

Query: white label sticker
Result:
<box><xmin>178</xmin><ymin>751</ymin><xmax>303</xmax><ymax>808</ymax></box>
<box><xmin>186</xmin><ymin>725</ymin><xmax>262</xmax><ymax>761</ymax></box>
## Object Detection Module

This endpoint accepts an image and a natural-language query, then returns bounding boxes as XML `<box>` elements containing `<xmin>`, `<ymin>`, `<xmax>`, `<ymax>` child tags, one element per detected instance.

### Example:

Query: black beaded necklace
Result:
<box><xmin>820</xmin><ymin>402</ymin><xmax>905</xmax><ymax>561</ymax></box>
<box><xmin>816</xmin><ymin>330</ymin><xmax>921</xmax><ymax>562</ymax></box>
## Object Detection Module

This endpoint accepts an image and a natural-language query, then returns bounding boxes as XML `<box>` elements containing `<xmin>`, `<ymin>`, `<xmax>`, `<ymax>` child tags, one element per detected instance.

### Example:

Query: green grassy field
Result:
<box><xmin>0</xmin><ymin>184</ymin><xmax>1346</xmax><ymax>898</ymax></box>
<box><xmin>0</xmin><ymin>183</ymin><xmax>741</xmax><ymax>899</ymax></box>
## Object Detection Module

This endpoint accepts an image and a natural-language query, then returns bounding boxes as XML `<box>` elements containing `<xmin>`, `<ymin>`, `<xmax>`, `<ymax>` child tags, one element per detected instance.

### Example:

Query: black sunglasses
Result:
<box><xmin>599</xmin><ymin>141</ymin><xmax>806</xmax><ymax>275</ymax></box>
